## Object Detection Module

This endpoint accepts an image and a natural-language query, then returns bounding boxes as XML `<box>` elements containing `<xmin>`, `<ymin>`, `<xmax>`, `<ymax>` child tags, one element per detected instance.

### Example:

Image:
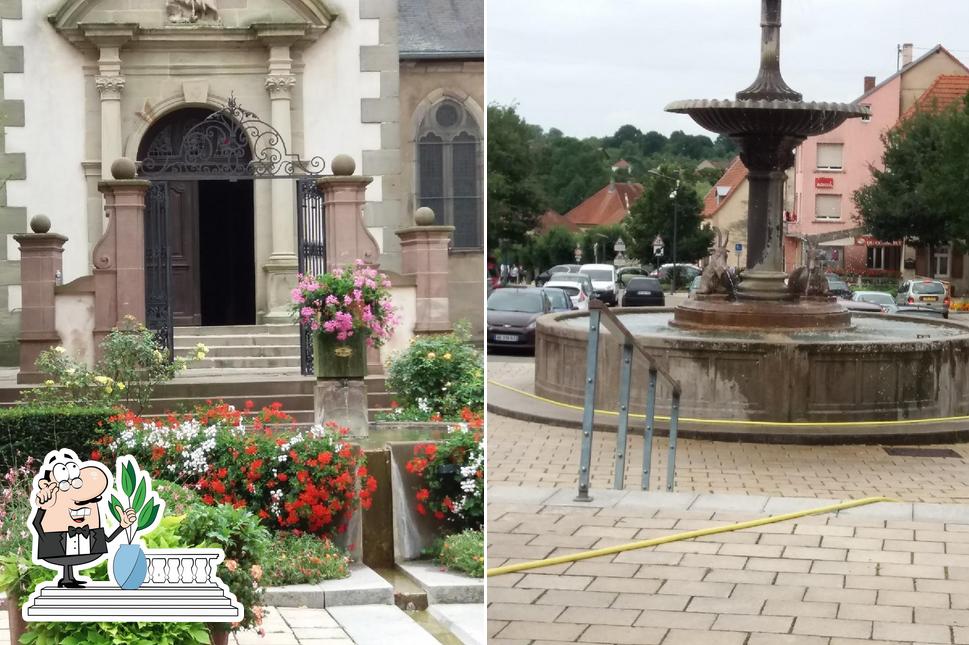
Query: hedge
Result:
<box><xmin>0</xmin><ymin>406</ymin><xmax>114</xmax><ymax>471</ymax></box>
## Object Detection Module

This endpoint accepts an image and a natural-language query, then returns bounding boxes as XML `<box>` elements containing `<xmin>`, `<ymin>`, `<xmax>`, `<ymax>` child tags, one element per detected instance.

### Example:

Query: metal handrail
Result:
<box><xmin>575</xmin><ymin>300</ymin><xmax>683</xmax><ymax>501</ymax></box>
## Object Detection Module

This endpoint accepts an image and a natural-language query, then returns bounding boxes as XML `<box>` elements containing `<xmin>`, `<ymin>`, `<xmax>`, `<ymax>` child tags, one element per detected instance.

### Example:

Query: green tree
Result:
<box><xmin>531</xmin><ymin>226</ymin><xmax>578</xmax><ymax>273</ymax></box>
<box><xmin>579</xmin><ymin>224</ymin><xmax>626</xmax><ymax>265</ymax></box>
<box><xmin>854</xmin><ymin>95</ymin><xmax>969</xmax><ymax>249</ymax></box>
<box><xmin>487</xmin><ymin>103</ymin><xmax>546</xmax><ymax>251</ymax></box>
<box><xmin>623</xmin><ymin>169</ymin><xmax>713</xmax><ymax>266</ymax></box>
<box><xmin>535</xmin><ymin>135</ymin><xmax>610</xmax><ymax>213</ymax></box>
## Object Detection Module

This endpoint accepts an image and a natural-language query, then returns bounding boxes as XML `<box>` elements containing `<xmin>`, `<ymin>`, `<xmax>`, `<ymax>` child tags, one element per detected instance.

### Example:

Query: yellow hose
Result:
<box><xmin>486</xmin><ymin>496</ymin><xmax>896</xmax><ymax>577</ymax></box>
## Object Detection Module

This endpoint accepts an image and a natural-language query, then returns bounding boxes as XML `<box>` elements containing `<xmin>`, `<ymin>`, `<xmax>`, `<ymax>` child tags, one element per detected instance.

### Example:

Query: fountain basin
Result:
<box><xmin>535</xmin><ymin>308</ymin><xmax>969</xmax><ymax>438</ymax></box>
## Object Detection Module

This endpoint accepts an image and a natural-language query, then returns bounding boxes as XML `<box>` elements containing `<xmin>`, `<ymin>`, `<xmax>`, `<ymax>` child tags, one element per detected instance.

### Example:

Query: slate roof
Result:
<box><xmin>702</xmin><ymin>156</ymin><xmax>747</xmax><ymax>218</ymax></box>
<box><xmin>399</xmin><ymin>0</ymin><xmax>484</xmax><ymax>59</ymax></box>
<box><xmin>564</xmin><ymin>182</ymin><xmax>644</xmax><ymax>227</ymax></box>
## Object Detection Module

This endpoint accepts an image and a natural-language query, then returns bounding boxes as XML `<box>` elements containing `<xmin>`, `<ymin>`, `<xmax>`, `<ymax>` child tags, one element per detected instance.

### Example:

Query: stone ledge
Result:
<box><xmin>397</xmin><ymin>561</ymin><xmax>482</xmax><ymax>604</ymax></box>
<box><xmin>428</xmin><ymin>603</ymin><xmax>485</xmax><ymax>645</ymax></box>
<box><xmin>263</xmin><ymin>564</ymin><xmax>393</xmax><ymax>609</ymax></box>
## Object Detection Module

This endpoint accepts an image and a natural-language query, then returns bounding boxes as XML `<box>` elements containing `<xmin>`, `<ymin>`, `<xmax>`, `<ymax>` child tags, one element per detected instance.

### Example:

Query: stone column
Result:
<box><xmin>396</xmin><ymin>207</ymin><xmax>454</xmax><ymax>334</ymax></box>
<box><xmin>317</xmin><ymin>155</ymin><xmax>381</xmax><ymax>271</ymax></box>
<box><xmin>260</xmin><ymin>33</ymin><xmax>300</xmax><ymax>320</ymax></box>
<box><xmin>92</xmin><ymin>159</ymin><xmax>150</xmax><ymax>350</ymax></box>
<box><xmin>84</xmin><ymin>28</ymin><xmax>135</xmax><ymax>180</ymax></box>
<box><xmin>15</xmin><ymin>216</ymin><xmax>66</xmax><ymax>384</ymax></box>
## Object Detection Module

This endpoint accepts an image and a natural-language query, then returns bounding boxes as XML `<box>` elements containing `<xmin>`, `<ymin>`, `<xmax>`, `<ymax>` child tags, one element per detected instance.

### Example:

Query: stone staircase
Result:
<box><xmin>174</xmin><ymin>324</ymin><xmax>302</xmax><ymax>370</ymax></box>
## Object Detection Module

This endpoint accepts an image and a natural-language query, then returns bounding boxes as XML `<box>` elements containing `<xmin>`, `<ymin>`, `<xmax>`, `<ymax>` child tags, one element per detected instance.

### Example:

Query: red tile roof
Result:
<box><xmin>611</xmin><ymin>159</ymin><xmax>631</xmax><ymax>170</ymax></box>
<box><xmin>564</xmin><ymin>182</ymin><xmax>644</xmax><ymax>227</ymax></box>
<box><xmin>902</xmin><ymin>74</ymin><xmax>969</xmax><ymax>119</ymax></box>
<box><xmin>702</xmin><ymin>156</ymin><xmax>747</xmax><ymax>218</ymax></box>
<box><xmin>535</xmin><ymin>209</ymin><xmax>580</xmax><ymax>233</ymax></box>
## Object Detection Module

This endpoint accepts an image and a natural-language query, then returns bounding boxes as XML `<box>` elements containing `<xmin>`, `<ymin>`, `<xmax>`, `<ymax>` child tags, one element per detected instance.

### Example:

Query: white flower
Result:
<box><xmin>54</xmin><ymin>346</ymin><xmax>66</xmax><ymax>353</ymax></box>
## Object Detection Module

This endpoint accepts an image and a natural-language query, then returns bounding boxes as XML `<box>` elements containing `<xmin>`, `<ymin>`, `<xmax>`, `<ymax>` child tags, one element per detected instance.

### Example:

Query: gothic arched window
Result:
<box><xmin>417</xmin><ymin>99</ymin><xmax>482</xmax><ymax>249</ymax></box>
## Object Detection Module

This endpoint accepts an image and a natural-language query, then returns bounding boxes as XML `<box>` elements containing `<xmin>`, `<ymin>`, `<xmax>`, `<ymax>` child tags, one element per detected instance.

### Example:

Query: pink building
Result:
<box><xmin>786</xmin><ymin>45</ymin><xmax>969</xmax><ymax>283</ymax></box>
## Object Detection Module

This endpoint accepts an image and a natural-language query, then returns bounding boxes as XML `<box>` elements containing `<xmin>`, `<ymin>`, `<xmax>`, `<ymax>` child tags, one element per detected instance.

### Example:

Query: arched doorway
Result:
<box><xmin>137</xmin><ymin>107</ymin><xmax>256</xmax><ymax>327</ymax></box>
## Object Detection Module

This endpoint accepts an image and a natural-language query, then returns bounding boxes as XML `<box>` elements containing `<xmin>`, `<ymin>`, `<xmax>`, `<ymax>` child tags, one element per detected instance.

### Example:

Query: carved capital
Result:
<box><xmin>95</xmin><ymin>75</ymin><xmax>126</xmax><ymax>100</ymax></box>
<box><xmin>265</xmin><ymin>74</ymin><xmax>296</xmax><ymax>99</ymax></box>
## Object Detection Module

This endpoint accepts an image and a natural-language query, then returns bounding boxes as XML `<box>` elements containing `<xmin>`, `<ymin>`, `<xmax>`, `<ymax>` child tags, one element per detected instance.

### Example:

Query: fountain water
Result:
<box><xmin>533</xmin><ymin>0</ymin><xmax>969</xmax><ymax>440</ymax></box>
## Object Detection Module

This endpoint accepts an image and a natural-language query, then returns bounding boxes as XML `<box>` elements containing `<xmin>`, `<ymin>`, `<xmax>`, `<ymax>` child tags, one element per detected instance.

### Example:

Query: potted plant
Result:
<box><xmin>108</xmin><ymin>457</ymin><xmax>162</xmax><ymax>590</ymax></box>
<box><xmin>291</xmin><ymin>260</ymin><xmax>398</xmax><ymax>379</ymax></box>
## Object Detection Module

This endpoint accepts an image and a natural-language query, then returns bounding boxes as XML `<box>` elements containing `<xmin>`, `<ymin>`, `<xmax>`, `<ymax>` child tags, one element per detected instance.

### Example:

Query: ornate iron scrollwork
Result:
<box><xmin>140</xmin><ymin>96</ymin><xmax>326</xmax><ymax>180</ymax></box>
<box><xmin>297</xmin><ymin>178</ymin><xmax>327</xmax><ymax>375</ymax></box>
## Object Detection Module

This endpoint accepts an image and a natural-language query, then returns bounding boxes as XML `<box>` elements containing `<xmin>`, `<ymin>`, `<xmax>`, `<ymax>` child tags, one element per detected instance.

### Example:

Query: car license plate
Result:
<box><xmin>922</xmin><ymin>296</ymin><xmax>938</xmax><ymax>302</ymax></box>
<box><xmin>494</xmin><ymin>334</ymin><xmax>518</xmax><ymax>342</ymax></box>
<box><xmin>637</xmin><ymin>291</ymin><xmax>653</xmax><ymax>295</ymax></box>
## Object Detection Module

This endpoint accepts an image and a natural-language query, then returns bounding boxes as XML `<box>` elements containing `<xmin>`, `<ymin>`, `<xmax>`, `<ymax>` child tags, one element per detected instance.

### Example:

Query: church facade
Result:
<box><xmin>0</xmin><ymin>0</ymin><xmax>483</xmax><ymax>363</ymax></box>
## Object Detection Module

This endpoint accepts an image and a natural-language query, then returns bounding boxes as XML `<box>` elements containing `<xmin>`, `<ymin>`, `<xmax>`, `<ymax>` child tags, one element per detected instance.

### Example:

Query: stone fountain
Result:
<box><xmin>530</xmin><ymin>0</ymin><xmax>969</xmax><ymax>441</ymax></box>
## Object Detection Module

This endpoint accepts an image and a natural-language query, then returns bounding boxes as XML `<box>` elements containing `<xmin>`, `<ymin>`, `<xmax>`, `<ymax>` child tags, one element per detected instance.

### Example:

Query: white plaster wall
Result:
<box><xmin>55</xmin><ymin>293</ymin><xmax>95</xmax><ymax>367</ymax></box>
<box><xmin>379</xmin><ymin>285</ymin><xmax>415</xmax><ymax>367</ymax></box>
<box><xmin>301</xmin><ymin>0</ymin><xmax>382</xmax><ymax>202</ymax></box>
<box><xmin>3</xmin><ymin>0</ymin><xmax>90</xmax><ymax>282</ymax></box>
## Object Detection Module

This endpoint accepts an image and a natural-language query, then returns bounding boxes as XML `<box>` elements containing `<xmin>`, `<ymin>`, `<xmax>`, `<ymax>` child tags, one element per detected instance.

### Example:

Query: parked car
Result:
<box><xmin>650</xmin><ymin>263</ymin><xmax>702</xmax><ymax>285</ymax></box>
<box><xmin>545</xmin><ymin>278</ymin><xmax>592</xmax><ymax>310</ymax></box>
<box><xmin>540</xmin><ymin>286</ymin><xmax>576</xmax><ymax>312</ymax></box>
<box><xmin>894</xmin><ymin>305</ymin><xmax>948</xmax><ymax>319</ymax></box>
<box><xmin>688</xmin><ymin>275</ymin><xmax>702</xmax><ymax>298</ymax></box>
<box><xmin>839</xmin><ymin>298</ymin><xmax>883</xmax><ymax>314</ymax></box>
<box><xmin>535</xmin><ymin>263</ymin><xmax>581</xmax><ymax>287</ymax></box>
<box><xmin>548</xmin><ymin>272</ymin><xmax>595</xmax><ymax>305</ymax></box>
<box><xmin>850</xmin><ymin>290</ymin><xmax>897</xmax><ymax>314</ymax></box>
<box><xmin>896</xmin><ymin>279</ymin><xmax>949</xmax><ymax>318</ymax></box>
<box><xmin>617</xmin><ymin>266</ymin><xmax>649</xmax><ymax>288</ymax></box>
<box><xmin>621</xmin><ymin>277</ymin><xmax>665</xmax><ymax>307</ymax></box>
<box><xmin>486</xmin><ymin>287</ymin><xmax>552</xmax><ymax>352</ymax></box>
<box><xmin>579</xmin><ymin>263</ymin><xmax>618</xmax><ymax>306</ymax></box>
<box><xmin>825</xmin><ymin>274</ymin><xmax>852</xmax><ymax>299</ymax></box>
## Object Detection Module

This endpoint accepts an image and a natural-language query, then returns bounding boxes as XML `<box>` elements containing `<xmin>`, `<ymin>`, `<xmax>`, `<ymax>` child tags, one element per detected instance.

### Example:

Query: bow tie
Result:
<box><xmin>67</xmin><ymin>526</ymin><xmax>91</xmax><ymax>538</ymax></box>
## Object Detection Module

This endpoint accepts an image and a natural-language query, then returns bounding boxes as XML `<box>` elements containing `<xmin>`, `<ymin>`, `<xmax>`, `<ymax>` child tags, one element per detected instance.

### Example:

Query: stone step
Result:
<box><xmin>177</xmin><ymin>344</ymin><xmax>302</xmax><ymax>359</ymax></box>
<box><xmin>174</xmin><ymin>324</ymin><xmax>298</xmax><ymax>336</ymax></box>
<box><xmin>175</xmin><ymin>334</ymin><xmax>301</xmax><ymax>348</ymax></box>
<box><xmin>185</xmin><ymin>357</ymin><xmax>302</xmax><ymax>370</ymax></box>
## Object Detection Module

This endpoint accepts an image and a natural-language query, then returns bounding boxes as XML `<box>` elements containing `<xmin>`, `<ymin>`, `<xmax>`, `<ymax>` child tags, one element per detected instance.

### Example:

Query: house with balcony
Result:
<box><xmin>786</xmin><ymin>44</ymin><xmax>969</xmax><ymax>285</ymax></box>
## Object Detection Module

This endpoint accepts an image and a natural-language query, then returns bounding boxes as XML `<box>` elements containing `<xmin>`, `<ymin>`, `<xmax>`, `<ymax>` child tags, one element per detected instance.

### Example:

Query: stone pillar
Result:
<box><xmin>260</xmin><ymin>34</ymin><xmax>299</xmax><ymax>320</ymax></box>
<box><xmin>84</xmin><ymin>28</ymin><xmax>135</xmax><ymax>180</ymax></box>
<box><xmin>15</xmin><ymin>216</ymin><xmax>66</xmax><ymax>384</ymax></box>
<box><xmin>92</xmin><ymin>159</ymin><xmax>150</xmax><ymax>350</ymax></box>
<box><xmin>317</xmin><ymin>155</ymin><xmax>380</xmax><ymax>272</ymax></box>
<box><xmin>396</xmin><ymin>207</ymin><xmax>454</xmax><ymax>334</ymax></box>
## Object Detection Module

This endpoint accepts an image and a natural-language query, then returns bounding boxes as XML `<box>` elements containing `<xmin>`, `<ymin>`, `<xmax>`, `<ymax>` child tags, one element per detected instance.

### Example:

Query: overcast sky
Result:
<box><xmin>487</xmin><ymin>0</ymin><xmax>969</xmax><ymax>139</ymax></box>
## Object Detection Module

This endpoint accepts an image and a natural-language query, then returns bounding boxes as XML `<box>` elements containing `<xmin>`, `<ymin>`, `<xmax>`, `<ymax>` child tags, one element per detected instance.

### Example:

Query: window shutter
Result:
<box><xmin>816</xmin><ymin>143</ymin><xmax>844</xmax><ymax>169</ymax></box>
<box><xmin>814</xmin><ymin>194</ymin><xmax>842</xmax><ymax>219</ymax></box>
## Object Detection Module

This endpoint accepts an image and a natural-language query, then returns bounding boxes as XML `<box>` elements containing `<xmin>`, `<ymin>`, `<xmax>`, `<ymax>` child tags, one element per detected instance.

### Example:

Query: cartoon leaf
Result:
<box><xmin>109</xmin><ymin>495</ymin><xmax>123</xmax><ymax>523</ymax></box>
<box><xmin>121</xmin><ymin>461</ymin><xmax>135</xmax><ymax>497</ymax></box>
<box><xmin>132</xmin><ymin>478</ymin><xmax>146</xmax><ymax>513</ymax></box>
<box><xmin>137</xmin><ymin>498</ymin><xmax>159</xmax><ymax>531</ymax></box>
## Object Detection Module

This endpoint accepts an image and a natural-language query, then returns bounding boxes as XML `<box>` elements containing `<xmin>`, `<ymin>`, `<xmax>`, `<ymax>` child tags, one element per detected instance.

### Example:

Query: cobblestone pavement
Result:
<box><xmin>0</xmin><ymin>606</ymin><xmax>355</xmax><ymax>645</ymax></box>
<box><xmin>487</xmin><ymin>489</ymin><xmax>969</xmax><ymax>645</ymax></box>
<box><xmin>486</xmin><ymin>357</ymin><xmax>969</xmax><ymax>505</ymax></box>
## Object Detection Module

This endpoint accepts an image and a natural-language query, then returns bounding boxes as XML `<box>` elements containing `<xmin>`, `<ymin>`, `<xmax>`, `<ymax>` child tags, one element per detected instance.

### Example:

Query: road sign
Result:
<box><xmin>735</xmin><ymin>243</ymin><xmax>743</xmax><ymax>252</ymax></box>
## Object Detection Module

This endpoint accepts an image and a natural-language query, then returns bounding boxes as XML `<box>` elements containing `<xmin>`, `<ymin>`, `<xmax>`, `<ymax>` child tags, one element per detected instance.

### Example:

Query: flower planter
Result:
<box><xmin>113</xmin><ymin>543</ymin><xmax>148</xmax><ymax>590</ymax></box>
<box><xmin>313</xmin><ymin>333</ymin><xmax>367</xmax><ymax>379</ymax></box>
<box><xmin>208</xmin><ymin>624</ymin><xmax>230</xmax><ymax>645</ymax></box>
<box><xmin>7</xmin><ymin>596</ymin><xmax>26</xmax><ymax>645</ymax></box>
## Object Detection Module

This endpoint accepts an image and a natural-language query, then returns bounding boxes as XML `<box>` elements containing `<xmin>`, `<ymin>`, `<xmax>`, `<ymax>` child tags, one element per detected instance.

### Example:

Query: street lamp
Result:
<box><xmin>574</xmin><ymin>243</ymin><xmax>582</xmax><ymax>264</ymax></box>
<box><xmin>647</xmin><ymin>168</ymin><xmax>681</xmax><ymax>295</ymax></box>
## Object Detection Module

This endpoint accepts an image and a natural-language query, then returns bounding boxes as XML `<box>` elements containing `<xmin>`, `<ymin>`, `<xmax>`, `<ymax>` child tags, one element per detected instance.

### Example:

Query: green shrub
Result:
<box><xmin>21</xmin><ymin>316</ymin><xmax>207</xmax><ymax>413</ymax></box>
<box><xmin>435</xmin><ymin>530</ymin><xmax>484</xmax><ymax>578</ymax></box>
<box><xmin>385</xmin><ymin>323</ymin><xmax>483</xmax><ymax>420</ymax></box>
<box><xmin>261</xmin><ymin>533</ymin><xmax>351</xmax><ymax>587</ymax></box>
<box><xmin>0</xmin><ymin>406</ymin><xmax>114</xmax><ymax>471</ymax></box>
<box><xmin>153</xmin><ymin>478</ymin><xmax>202</xmax><ymax>516</ymax></box>
<box><xmin>177</xmin><ymin>504</ymin><xmax>271</xmax><ymax>633</ymax></box>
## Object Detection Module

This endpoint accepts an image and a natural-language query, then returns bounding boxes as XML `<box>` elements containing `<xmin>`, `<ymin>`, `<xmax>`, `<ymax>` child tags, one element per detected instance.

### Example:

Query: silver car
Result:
<box><xmin>896</xmin><ymin>279</ymin><xmax>949</xmax><ymax>318</ymax></box>
<box><xmin>851</xmin><ymin>290</ymin><xmax>897</xmax><ymax>314</ymax></box>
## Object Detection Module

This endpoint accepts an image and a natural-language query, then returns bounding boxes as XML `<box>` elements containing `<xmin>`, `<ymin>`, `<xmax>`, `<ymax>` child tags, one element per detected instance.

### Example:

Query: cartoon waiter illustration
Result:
<box><xmin>30</xmin><ymin>449</ymin><xmax>137</xmax><ymax>588</ymax></box>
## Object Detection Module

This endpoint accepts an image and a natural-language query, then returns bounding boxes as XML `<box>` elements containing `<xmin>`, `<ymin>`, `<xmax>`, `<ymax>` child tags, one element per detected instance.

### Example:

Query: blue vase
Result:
<box><xmin>113</xmin><ymin>543</ymin><xmax>147</xmax><ymax>590</ymax></box>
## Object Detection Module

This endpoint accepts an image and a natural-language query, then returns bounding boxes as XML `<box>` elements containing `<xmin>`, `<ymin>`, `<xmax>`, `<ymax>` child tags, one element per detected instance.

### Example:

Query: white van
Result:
<box><xmin>579</xmin><ymin>264</ymin><xmax>618</xmax><ymax>306</ymax></box>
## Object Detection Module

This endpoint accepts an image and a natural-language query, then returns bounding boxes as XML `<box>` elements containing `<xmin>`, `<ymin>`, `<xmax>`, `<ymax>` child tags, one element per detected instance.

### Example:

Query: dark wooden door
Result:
<box><xmin>167</xmin><ymin>181</ymin><xmax>201</xmax><ymax>326</ymax></box>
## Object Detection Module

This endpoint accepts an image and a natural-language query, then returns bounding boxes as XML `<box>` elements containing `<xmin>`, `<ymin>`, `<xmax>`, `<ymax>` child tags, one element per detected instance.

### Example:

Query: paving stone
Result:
<box><xmin>557</xmin><ymin>606</ymin><xmax>640</xmax><ymax>626</ymax></box>
<box><xmin>763</xmin><ymin>599</ymin><xmax>838</xmax><ymax>618</ymax></box>
<box><xmin>877</xmin><ymin>563</ymin><xmax>946</xmax><ymax>579</ymax></box>
<box><xmin>877</xmin><ymin>589</ymin><xmax>949</xmax><ymax>607</ymax></box>
<box><xmin>564</xmin><ymin>561</ymin><xmax>640</xmax><ymax>578</ymax></box>
<box><xmin>731</xmin><ymin>583</ymin><xmax>807</xmax><ymax>601</ymax></box>
<box><xmin>775</xmin><ymin>572</ymin><xmax>845</xmax><ymax>588</ymax></box>
<box><xmin>915</xmin><ymin>607</ymin><xmax>969</xmax><ymax>627</ymax></box>
<box><xmin>535</xmin><ymin>589</ymin><xmax>619</xmax><ymax>608</ymax></box>
<box><xmin>747</xmin><ymin>636</ymin><xmax>829</xmax><ymax>645</ymax></box>
<box><xmin>872</xmin><ymin>620</ymin><xmax>950</xmax><ymax>642</ymax></box>
<box><xmin>792</xmin><ymin>617</ymin><xmax>872</xmax><ymax>639</ymax></box>
<box><xmin>783</xmin><ymin>546</ymin><xmax>848</xmax><ymax>561</ymax></box>
<box><xmin>611</xmin><ymin>593</ymin><xmax>691</xmax><ymax>611</ymax></box>
<box><xmin>810</xmin><ymin>560</ymin><xmax>877</xmax><ymax>576</ymax></box>
<box><xmin>428</xmin><ymin>603</ymin><xmax>485</xmax><ymax>645</ymax></box>
<box><xmin>517</xmin><ymin>573</ymin><xmax>592</xmax><ymax>590</ymax></box>
<box><xmin>495</xmin><ymin>620</ymin><xmax>585</xmax><ymax>642</ymax></box>
<box><xmin>845</xmin><ymin>575</ymin><xmax>914</xmax><ymax>591</ymax></box>
<box><xmin>747</xmin><ymin>556</ymin><xmax>813</xmax><ymax>573</ymax></box>
<box><xmin>704</xmin><ymin>568</ymin><xmax>776</xmax><ymax>585</ymax></box>
<box><xmin>633</xmin><ymin>609</ymin><xmax>715</xmax><ymax>630</ymax></box>
<box><xmin>711</xmin><ymin>614</ymin><xmax>793</xmax><ymax>633</ymax></box>
<box><xmin>634</xmin><ymin>564</ymin><xmax>708</xmax><ymax>581</ymax></box>
<box><xmin>662</xmin><ymin>628</ymin><xmax>747</xmax><ymax>645</ymax></box>
<box><xmin>586</xmin><ymin>577</ymin><xmax>670</xmax><ymax>595</ymax></box>
<box><xmin>487</xmin><ymin>603</ymin><xmax>564</xmax><ymax>623</ymax></box>
<box><xmin>576</xmin><ymin>625</ymin><xmax>666</xmax><ymax>644</ymax></box>
<box><xmin>328</xmin><ymin>605</ymin><xmax>439</xmax><ymax>645</ymax></box>
<box><xmin>685</xmin><ymin>597</ymin><xmax>764</xmax><ymax>615</ymax></box>
<box><xmin>803</xmin><ymin>588</ymin><xmax>876</xmax><ymax>604</ymax></box>
<box><xmin>837</xmin><ymin>602</ymin><xmax>913</xmax><ymax>623</ymax></box>
<box><xmin>487</xmin><ymin>588</ymin><xmax>544</xmax><ymax>605</ymax></box>
<box><xmin>656</xmin><ymin>580</ymin><xmax>733</xmax><ymax>598</ymax></box>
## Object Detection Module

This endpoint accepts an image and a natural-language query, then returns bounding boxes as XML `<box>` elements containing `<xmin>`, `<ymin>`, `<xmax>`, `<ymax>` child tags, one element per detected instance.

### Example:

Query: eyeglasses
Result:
<box><xmin>57</xmin><ymin>478</ymin><xmax>82</xmax><ymax>492</ymax></box>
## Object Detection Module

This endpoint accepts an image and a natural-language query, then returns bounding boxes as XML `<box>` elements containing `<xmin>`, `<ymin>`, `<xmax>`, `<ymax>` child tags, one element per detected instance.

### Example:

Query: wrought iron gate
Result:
<box><xmin>137</xmin><ymin>96</ymin><xmax>326</xmax><ymax>365</ymax></box>
<box><xmin>144</xmin><ymin>181</ymin><xmax>174</xmax><ymax>355</ymax></box>
<box><xmin>296</xmin><ymin>178</ymin><xmax>327</xmax><ymax>375</ymax></box>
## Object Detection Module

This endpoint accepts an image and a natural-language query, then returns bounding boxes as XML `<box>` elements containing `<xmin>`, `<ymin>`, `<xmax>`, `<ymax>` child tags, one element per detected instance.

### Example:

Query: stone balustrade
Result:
<box><xmin>144</xmin><ymin>549</ymin><xmax>221</xmax><ymax>586</ymax></box>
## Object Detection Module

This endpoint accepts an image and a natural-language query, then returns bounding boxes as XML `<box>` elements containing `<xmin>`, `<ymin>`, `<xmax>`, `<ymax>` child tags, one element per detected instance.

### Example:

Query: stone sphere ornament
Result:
<box><xmin>29</xmin><ymin>214</ymin><xmax>51</xmax><ymax>234</ymax></box>
<box><xmin>110</xmin><ymin>157</ymin><xmax>137</xmax><ymax>180</ymax></box>
<box><xmin>414</xmin><ymin>207</ymin><xmax>435</xmax><ymax>226</ymax></box>
<box><xmin>330</xmin><ymin>154</ymin><xmax>356</xmax><ymax>176</ymax></box>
